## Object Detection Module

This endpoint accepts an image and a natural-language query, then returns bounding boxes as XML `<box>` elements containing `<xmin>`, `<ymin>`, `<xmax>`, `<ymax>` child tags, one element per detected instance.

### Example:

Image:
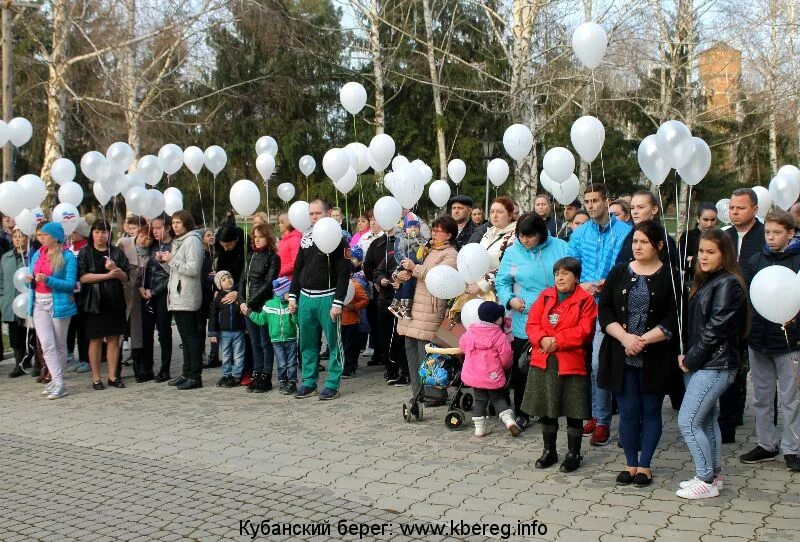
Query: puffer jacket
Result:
<box><xmin>568</xmin><ymin>214</ymin><xmax>631</xmax><ymax>283</ymax></box>
<box><xmin>28</xmin><ymin>247</ymin><xmax>79</xmax><ymax>319</ymax></box>
<box><xmin>0</xmin><ymin>249</ymin><xmax>27</xmax><ymax>323</ymax></box>
<box><xmin>396</xmin><ymin>243</ymin><xmax>458</xmax><ymax>341</ymax></box>
<box><xmin>495</xmin><ymin>235</ymin><xmax>569</xmax><ymax>339</ymax></box>
<box><xmin>745</xmin><ymin>239</ymin><xmax>800</xmax><ymax>353</ymax></box>
<box><xmin>475</xmin><ymin>222</ymin><xmax>517</xmax><ymax>292</ymax></box>
<box><xmin>459</xmin><ymin>322</ymin><xmax>513</xmax><ymax>389</ymax></box>
<box><xmin>278</xmin><ymin>228</ymin><xmax>302</xmax><ymax>278</ymax></box>
<box><xmin>244</xmin><ymin>250</ymin><xmax>280</xmax><ymax>312</ymax></box>
<box><xmin>683</xmin><ymin>270</ymin><xmax>748</xmax><ymax>372</ymax></box>
<box><xmin>167</xmin><ymin>230</ymin><xmax>203</xmax><ymax>312</ymax></box>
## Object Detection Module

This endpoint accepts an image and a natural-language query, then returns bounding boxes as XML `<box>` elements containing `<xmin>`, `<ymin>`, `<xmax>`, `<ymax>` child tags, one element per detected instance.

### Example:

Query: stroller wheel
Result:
<box><xmin>460</xmin><ymin>393</ymin><xmax>473</xmax><ymax>411</ymax></box>
<box><xmin>444</xmin><ymin>409</ymin><xmax>465</xmax><ymax>431</ymax></box>
<box><xmin>402</xmin><ymin>402</ymin><xmax>411</xmax><ymax>422</ymax></box>
<box><xmin>415</xmin><ymin>403</ymin><xmax>424</xmax><ymax>421</ymax></box>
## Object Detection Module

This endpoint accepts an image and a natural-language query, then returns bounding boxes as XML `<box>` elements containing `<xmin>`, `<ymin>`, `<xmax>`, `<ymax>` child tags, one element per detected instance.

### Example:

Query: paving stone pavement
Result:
<box><xmin>0</xmin><ymin>345</ymin><xmax>798</xmax><ymax>542</ymax></box>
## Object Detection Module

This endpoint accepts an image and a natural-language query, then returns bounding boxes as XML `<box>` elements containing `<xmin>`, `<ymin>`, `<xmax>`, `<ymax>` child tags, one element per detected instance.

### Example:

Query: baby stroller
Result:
<box><xmin>401</xmin><ymin>343</ymin><xmax>475</xmax><ymax>430</ymax></box>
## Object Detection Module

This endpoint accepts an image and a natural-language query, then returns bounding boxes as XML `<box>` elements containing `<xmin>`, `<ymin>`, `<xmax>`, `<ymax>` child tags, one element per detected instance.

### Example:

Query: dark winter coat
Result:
<box><xmin>244</xmin><ymin>250</ymin><xmax>280</xmax><ymax>312</ymax></box>
<box><xmin>208</xmin><ymin>291</ymin><xmax>247</xmax><ymax>335</ymax></box>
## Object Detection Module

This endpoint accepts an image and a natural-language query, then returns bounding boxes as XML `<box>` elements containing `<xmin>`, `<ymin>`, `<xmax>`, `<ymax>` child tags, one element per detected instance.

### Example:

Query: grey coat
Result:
<box><xmin>167</xmin><ymin>230</ymin><xmax>204</xmax><ymax>312</ymax></box>
<box><xmin>0</xmin><ymin>250</ymin><xmax>27</xmax><ymax>323</ymax></box>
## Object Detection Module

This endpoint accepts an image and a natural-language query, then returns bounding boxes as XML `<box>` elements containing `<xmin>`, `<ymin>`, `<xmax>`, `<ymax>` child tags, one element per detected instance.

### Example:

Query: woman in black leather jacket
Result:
<box><xmin>676</xmin><ymin>229</ymin><xmax>749</xmax><ymax>500</ymax></box>
<box><xmin>141</xmin><ymin>216</ymin><xmax>173</xmax><ymax>382</ymax></box>
<box><xmin>242</xmin><ymin>224</ymin><xmax>280</xmax><ymax>393</ymax></box>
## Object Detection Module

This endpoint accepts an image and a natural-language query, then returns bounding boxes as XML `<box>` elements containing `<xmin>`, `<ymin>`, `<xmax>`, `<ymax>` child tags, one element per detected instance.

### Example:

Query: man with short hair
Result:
<box><xmin>289</xmin><ymin>199</ymin><xmax>352</xmax><ymax>400</ymax></box>
<box><xmin>739</xmin><ymin>209</ymin><xmax>800</xmax><ymax>471</ymax></box>
<box><xmin>534</xmin><ymin>194</ymin><xmax>558</xmax><ymax>236</ymax></box>
<box><xmin>568</xmin><ymin>183</ymin><xmax>632</xmax><ymax>446</ymax></box>
<box><xmin>447</xmin><ymin>195</ymin><xmax>476</xmax><ymax>250</ymax></box>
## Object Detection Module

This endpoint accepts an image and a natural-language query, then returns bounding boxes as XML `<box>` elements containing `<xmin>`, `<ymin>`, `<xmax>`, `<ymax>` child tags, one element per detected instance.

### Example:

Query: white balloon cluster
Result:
<box><xmin>637</xmin><ymin>120</ymin><xmax>711</xmax><ymax>188</ymax></box>
<box><xmin>769</xmin><ymin>165</ymin><xmax>800</xmax><ymax>211</ymax></box>
<box><xmin>0</xmin><ymin>117</ymin><xmax>33</xmax><ymax>148</ymax></box>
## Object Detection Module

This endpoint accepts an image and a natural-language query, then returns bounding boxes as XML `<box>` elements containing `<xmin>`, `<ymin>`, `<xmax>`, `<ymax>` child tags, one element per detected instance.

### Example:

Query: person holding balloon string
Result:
<box><xmin>615</xmin><ymin>191</ymin><xmax>679</xmax><ymax>269</ymax></box>
<box><xmin>1</xmin><ymin>227</ymin><xmax>37</xmax><ymax>378</ymax></box>
<box><xmin>464</xmin><ymin>197</ymin><xmax>517</xmax><ymax>300</ymax></box>
<box><xmin>739</xmin><ymin>209</ymin><xmax>800</xmax><ymax>472</ymax></box>
<box><xmin>141</xmin><ymin>215</ymin><xmax>174</xmax><ymax>383</ymax></box>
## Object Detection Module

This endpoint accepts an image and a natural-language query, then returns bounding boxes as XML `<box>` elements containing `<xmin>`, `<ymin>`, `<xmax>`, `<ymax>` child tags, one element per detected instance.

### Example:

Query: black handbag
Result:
<box><xmin>517</xmin><ymin>340</ymin><xmax>532</xmax><ymax>375</ymax></box>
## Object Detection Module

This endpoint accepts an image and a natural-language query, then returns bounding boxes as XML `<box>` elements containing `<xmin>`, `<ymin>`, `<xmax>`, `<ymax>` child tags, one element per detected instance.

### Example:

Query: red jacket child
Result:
<box><xmin>525</xmin><ymin>286</ymin><xmax>597</xmax><ymax>376</ymax></box>
<box><xmin>342</xmin><ymin>278</ymin><xmax>368</xmax><ymax>326</ymax></box>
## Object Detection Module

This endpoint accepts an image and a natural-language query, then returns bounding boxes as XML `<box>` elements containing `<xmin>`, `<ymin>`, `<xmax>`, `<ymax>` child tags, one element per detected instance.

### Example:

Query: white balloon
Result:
<box><xmin>391</xmin><ymin>155</ymin><xmax>409</xmax><ymax>172</ymax></box>
<box><xmin>8</xmin><ymin>117</ymin><xmax>33</xmax><ymax>147</ymax></box>
<box><xmin>769</xmin><ymin>174</ymin><xmax>800</xmax><ymax>211</ymax></box>
<box><xmin>570</xmin><ymin>115</ymin><xmax>605</xmax><ymax>163</ymax></box>
<box><xmin>164</xmin><ymin>187</ymin><xmax>183</xmax><ymax>215</ymax></box>
<box><xmin>716</xmin><ymin>199</ymin><xmax>730</xmax><ymax>225</ymax></box>
<box><xmin>750</xmin><ymin>266</ymin><xmax>800</xmax><ymax>324</ymax></box>
<box><xmin>106</xmin><ymin>141</ymin><xmax>135</xmax><ymax>173</ymax></box>
<box><xmin>121</xmin><ymin>172</ymin><xmax>145</xmax><ymax>197</ymax></box>
<box><xmin>229</xmin><ymin>179</ymin><xmax>261</xmax><ymax>216</ymax></box>
<box><xmin>323</xmin><ymin>148</ymin><xmax>349</xmax><ymax>181</ymax></box>
<box><xmin>158</xmin><ymin>144</ymin><xmax>184</xmax><ymax>176</ymax></box>
<box><xmin>420</xmin><ymin>164</ymin><xmax>434</xmax><ymax>184</ymax></box>
<box><xmin>677</xmin><ymin>137</ymin><xmax>711</xmax><ymax>186</ymax></box>
<box><xmin>0</xmin><ymin>120</ymin><xmax>9</xmax><ymax>147</ymax></box>
<box><xmin>447</xmin><ymin>159</ymin><xmax>467</xmax><ymax>184</ymax></box>
<box><xmin>277</xmin><ymin>183</ymin><xmax>295</xmax><ymax>203</ymax></box>
<box><xmin>12</xmin><ymin>292</ymin><xmax>29</xmax><ymax>319</ymax></box>
<box><xmin>428</xmin><ymin>180</ymin><xmax>451</xmax><ymax>208</ymax></box>
<box><xmin>137</xmin><ymin>155</ymin><xmax>164</xmax><ymax>186</ymax></box>
<box><xmin>288</xmin><ymin>201</ymin><xmax>311</xmax><ymax>232</ymax></box>
<box><xmin>204</xmin><ymin>146</ymin><xmax>227</xmax><ymax>175</ymax></box>
<box><xmin>753</xmin><ymin>186</ymin><xmax>772</xmax><ymax>219</ymax></box>
<box><xmin>343</xmin><ymin>281</ymin><xmax>356</xmax><ymax>305</ymax></box>
<box><xmin>255</xmin><ymin>136</ymin><xmax>278</xmax><ymax>157</ymax></box>
<box><xmin>572</xmin><ymin>22</ymin><xmax>607</xmax><ymax>69</ymax></box>
<box><xmin>551</xmin><ymin>174</ymin><xmax>580</xmax><ymax>205</ymax></box>
<box><xmin>51</xmin><ymin>158</ymin><xmax>76</xmax><ymax>185</ymax></box>
<box><xmin>299</xmin><ymin>155</ymin><xmax>316</xmax><ymax>177</ymax></box>
<box><xmin>13</xmin><ymin>267</ymin><xmax>30</xmax><ymax>293</ymax></box>
<box><xmin>125</xmin><ymin>186</ymin><xmax>149</xmax><ymax>215</ymax></box>
<box><xmin>487</xmin><ymin>158</ymin><xmax>509</xmax><ymax>187</ymax></box>
<box><xmin>543</xmin><ymin>147</ymin><xmax>575</xmax><ymax>183</ymax></box>
<box><xmin>777</xmin><ymin>165</ymin><xmax>800</xmax><ymax>188</ymax></box>
<box><xmin>14</xmin><ymin>209</ymin><xmax>37</xmax><ymax>235</ymax></box>
<box><xmin>457</xmin><ymin>243</ymin><xmax>491</xmax><ymax>284</ymax></box>
<box><xmin>374</xmin><ymin>196</ymin><xmax>402</xmax><ymax>230</ymax></box>
<box><xmin>425</xmin><ymin>265</ymin><xmax>466</xmax><ymax>300</ymax></box>
<box><xmin>340</xmin><ymin>82</ymin><xmax>368</xmax><ymax>115</ymax></box>
<box><xmin>460</xmin><ymin>298</ymin><xmax>484</xmax><ymax>329</ymax></box>
<box><xmin>392</xmin><ymin>164</ymin><xmax>425</xmax><ymax>209</ymax></box>
<box><xmin>638</xmin><ymin>135</ymin><xmax>671</xmax><ymax>186</ymax></box>
<box><xmin>143</xmin><ymin>189</ymin><xmax>166</xmax><ymax>220</ymax></box>
<box><xmin>656</xmin><ymin>120</ymin><xmax>694</xmax><ymax>170</ymax></box>
<box><xmin>183</xmin><ymin>146</ymin><xmax>205</xmax><ymax>175</ymax></box>
<box><xmin>256</xmin><ymin>153</ymin><xmax>276</xmax><ymax>181</ymax></box>
<box><xmin>503</xmin><ymin>124</ymin><xmax>533</xmax><ymax>161</ymax></box>
<box><xmin>52</xmin><ymin>202</ymin><xmax>80</xmax><ymax>235</ymax></box>
<box><xmin>345</xmin><ymin>142</ymin><xmax>370</xmax><ymax>174</ymax></box>
<box><xmin>58</xmin><ymin>182</ymin><xmax>84</xmax><ymax>206</ymax></box>
<box><xmin>17</xmin><ymin>174</ymin><xmax>46</xmax><ymax>209</ymax></box>
<box><xmin>80</xmin><ymin>151</ymin><xmax>110</xmax><ymax>182</ymax></box>
<box><xmin>93</xmin><ymin>182</ymin><xmax>112</xmax><ymax>206</ymax></box>
<box><xmin>384</xmin><ymin>172</ymin><xmax>397</xmax><ymax>193</ymax></box>
<box><xmin>312</xmin><ymin>217</ymin><xmax>343</xmax><ymax>254</ymax></box>
<box><xmin>334</xmin><ymin>167</ymin><xmax>357</xmax><ymax>195</ymax></box>
<box><xmin>368</xmin><ymin>134</ymin><xmax>395</xmax><ymax>171</ymax></box>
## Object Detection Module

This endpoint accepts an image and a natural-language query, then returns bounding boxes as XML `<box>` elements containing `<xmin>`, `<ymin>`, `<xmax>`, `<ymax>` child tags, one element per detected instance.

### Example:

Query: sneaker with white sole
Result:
<box><xmin>47</xmin><ymin>385</ymin><xmax>69</xmax><ymax>400</ymax></box>
<box><xmin>676</xmin><ymin>478</ymin><xmax>719</xmax><ymax>499</ymax></box>
<box><xmin>41</xmin><ymin>381</ymin><xmax>56</xmax><ymax>395</ymax></box>
<box><xmin>679</xmin><ymin>475</ymin><xmax>723</xmax><ymax>490</ymax></box>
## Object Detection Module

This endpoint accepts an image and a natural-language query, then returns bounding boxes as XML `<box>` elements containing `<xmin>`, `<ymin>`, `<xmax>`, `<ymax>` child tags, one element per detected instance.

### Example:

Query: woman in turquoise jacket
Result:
<box><xmin>495</xmin><ymin>213</ymin><xmax>568</xmax><ymax>430</ymax></box>
<box><xmin>28</xmin><ymin>222</ymin><xmax>78</xmax><ymax>399</ymax></box>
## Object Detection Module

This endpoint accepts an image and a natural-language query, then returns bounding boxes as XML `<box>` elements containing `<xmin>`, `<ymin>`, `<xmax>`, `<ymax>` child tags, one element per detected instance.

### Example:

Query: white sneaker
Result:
<box><xmin>47</xmin><ymin>385</ymin><xmax>69</xmax><ymax>400</ymax></box>
<box><xmin>41</xmin><ymin>381</ymin><xmax>56</xmax><ymax>395</ymax></box>
<box><xmin>676</xmin><ymin>478</ymin><xmax>719</xmax><ymax>499</ymax></box>
<box><xmin>679</xmin><ymin>475</ymin><xmax>723</xmax><ymax>490</ymax></box>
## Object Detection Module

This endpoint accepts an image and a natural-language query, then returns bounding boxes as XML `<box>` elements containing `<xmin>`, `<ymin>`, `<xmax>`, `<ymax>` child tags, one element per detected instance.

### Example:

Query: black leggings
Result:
<box><xmin>539</xmin><ymin>417</ymin><xmax>583</xmax><ymax>429</ymax></box>
<box><xmin>473</xmin><ymin>388</ymin><xmax>510</xmax><ymax>417</ymax></box>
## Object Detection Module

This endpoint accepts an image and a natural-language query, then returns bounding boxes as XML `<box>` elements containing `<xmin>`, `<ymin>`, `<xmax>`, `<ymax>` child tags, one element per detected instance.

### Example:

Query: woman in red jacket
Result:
<box><xmin>522</xmin><ymin>257</ymin><xmax>597</xmax><ymax>472</ymax></box>
<box><xmin>277</xmin><ymin>213</ymin><xmax>302</xmax><ymax>279</ymax></box>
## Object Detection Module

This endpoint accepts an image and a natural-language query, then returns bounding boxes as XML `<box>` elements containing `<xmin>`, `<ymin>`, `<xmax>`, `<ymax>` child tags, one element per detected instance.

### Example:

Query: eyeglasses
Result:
<box><xmin>431</xmin><ymin>228</ymin><xmax>446</xmax><ymax>234</ymax></box>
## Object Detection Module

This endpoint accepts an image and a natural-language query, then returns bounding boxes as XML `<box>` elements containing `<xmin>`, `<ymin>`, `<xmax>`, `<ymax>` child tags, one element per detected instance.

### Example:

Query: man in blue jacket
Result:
<box><xmin>568</xmin><ymin>183</ymin><xmax>631</xmax><ymax>446</ymax></box>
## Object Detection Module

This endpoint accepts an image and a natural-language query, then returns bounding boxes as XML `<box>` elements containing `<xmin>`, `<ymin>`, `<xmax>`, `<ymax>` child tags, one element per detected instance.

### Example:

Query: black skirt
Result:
<box><xmin>85</xmin><ymin>309</ymin><xmax>126</xmax><ymax>340</ymax></box>
<box><xmin>521</xmin><ymin>354</ymin><xmax>590</xmax><ymax>420</ymax></box>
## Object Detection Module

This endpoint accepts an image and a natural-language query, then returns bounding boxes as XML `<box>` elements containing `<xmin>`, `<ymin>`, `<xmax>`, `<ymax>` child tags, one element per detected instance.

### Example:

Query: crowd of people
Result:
<box><xmin>1</xmin><ymin>182</ymin><xmax>799</xmax><ymax>500</ymax></box>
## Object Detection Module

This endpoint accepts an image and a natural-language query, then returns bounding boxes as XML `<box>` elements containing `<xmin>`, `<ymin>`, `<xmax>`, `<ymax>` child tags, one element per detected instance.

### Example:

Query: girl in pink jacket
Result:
<box><xmin>458</xmin><ymin>301</ymin><xmax>520</xmax><ymax>437</ymax></box>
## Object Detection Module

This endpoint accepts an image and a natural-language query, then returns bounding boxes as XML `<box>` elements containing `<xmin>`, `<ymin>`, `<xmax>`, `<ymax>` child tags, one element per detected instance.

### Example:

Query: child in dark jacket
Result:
<box><xmin>208</xmin><ymin>271</ymin><xmax>247</xmax><ymax>387</ymax></box>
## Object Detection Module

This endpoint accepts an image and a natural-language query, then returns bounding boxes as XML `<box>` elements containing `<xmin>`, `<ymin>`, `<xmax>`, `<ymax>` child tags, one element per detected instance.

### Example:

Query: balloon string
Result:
<box><xmin>306</xmin><ymin>176</ymin><xmax>310</xmax><ymax>202</ymax></box>
<box><xmin>353</xmin><ymin>114</ymin><xmax>364</xmax><ymax>218</ymax></box>
<box><xmin>244</xmin><ymin>217</ymin><xmax>249</xmax><ymax>303</ymax></box>
<box><xmin>266</xmin><ymin>183</ymin><xmax>271</xmax><ymax>224</ymax></box>
<box><xmin>657</xmin><ymin>186</ymin><xmax>683</xmax><ymax>354</ymax></box>
<box><xmin>194</xmin><ymin>174</ymin><xmax>207</xmax><ymax>228</ymax></box>
<box><xmin>680</xmin><ymin>184</ymin><xmax>693</xmax><ymax>321</ymax></box>
<box><xmin>212</xmin><ymin>173</ymin><xmax>217</xmax><ymax>229</ymax></box>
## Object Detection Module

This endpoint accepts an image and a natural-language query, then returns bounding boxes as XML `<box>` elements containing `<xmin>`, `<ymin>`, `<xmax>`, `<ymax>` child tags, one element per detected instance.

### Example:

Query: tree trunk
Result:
<box><xmin>420</xmin><ymin>0</ymin><xmax>447</xmax><ymax>181</ymax></box>
<box><xmin>369</xmin><ymin>0</ymin><xmax>385</xmax><ymax>136</ymax></box>
<box><xmin>40</xmin><ymin>0</ymin><xmax>70</xmax><ymax>210</ymax></box>
<box><xmin>124</xmin><ymin>0</ymin><xmax>141</xmax><ymax>162</ymax></box>
<box><xmin>767</xmin><ymin>0</ymin><xmax>779</xmax><ymax>177</ymax></box>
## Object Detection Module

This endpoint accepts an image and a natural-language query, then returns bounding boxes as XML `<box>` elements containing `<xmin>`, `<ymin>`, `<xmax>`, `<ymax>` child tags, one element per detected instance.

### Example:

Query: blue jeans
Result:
<box><xmin>679</xmin><ymin>369</ymin><xmax>737</xmax><ymax>482</ymax></box>
<box><xmin>591</xmin><ymin>321</ymin><xmax>612</xmax><ymax>426</ymax></box>
<box><xmin>273</xmin><ymin>340</ymin><xmax>298</xmax><ymax>383</ymax></box>
<box><xmin>394</xmin><ymin>277</ymin><xmax>416</xmax><ymax>301</ymax></box>
<box><xmin>245</xmin><ymin>317</ymin><xmax>274</xmax><ymax>374</ymax></box>
<box><xmin>616</xmin><ymin>366</ymin><xmax>664</xmax><ymax>468</ymax></box>
<box><xmin>219</xmin><ymin>331</ymin><xmax>246</xmax><ymax>378</ymax></box>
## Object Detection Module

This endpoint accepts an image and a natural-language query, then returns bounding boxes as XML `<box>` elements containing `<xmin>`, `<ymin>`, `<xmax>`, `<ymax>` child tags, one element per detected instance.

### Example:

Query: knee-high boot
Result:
<box><xmin>535</xmin><ymin>424</ymin><xmax>558</xmax><ymax>468</ymax></box>
<box><xmin>560</xmin><ymin>426</ymin><xmax>583</xmax><ymax>473</ymax></box>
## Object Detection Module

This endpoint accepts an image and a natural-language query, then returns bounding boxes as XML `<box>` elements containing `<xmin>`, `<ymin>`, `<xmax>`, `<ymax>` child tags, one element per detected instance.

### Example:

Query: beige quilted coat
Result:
<box><xmin>396</xmin><ymin>244</ymin><xmax>458</xmax><ymax>341</ymax></box>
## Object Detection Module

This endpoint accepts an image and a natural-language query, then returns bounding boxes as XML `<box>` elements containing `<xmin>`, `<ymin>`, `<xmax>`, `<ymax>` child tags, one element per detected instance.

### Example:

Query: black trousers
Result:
<box><xmin>141</xmin><ymin>293</ymin><xmax>172</xmax><ymax>376</ymax></box>
<box><xmin>67</xmin><ymin>309</ymin><xmax>89</xmax><ymax>363</ymax></box>
<box><xmin>173</xmin><ymin>311</ymin><xmax>203</xmax><ymax>380</ymax></box>
<box><xmin>7</xmin><ymin>320</ymin><xmax>35</xmax><ymax>367</ymax></box>
<box><xmin>473</xmin><ymin>388</ymin><xmax>510</xmax><ymax>417</ymax></box>
<box><xmin>540</xmin><ymin>417</ymin><xmax>583</xmax><ymax>428</ymax></box>
<box><xmin>341</xmin><ymin>323</ymin><xmax>362</xmax><ymax>375</ymax></box>
<box><xmin>366</xmin><ymin>298</ymin><xmax>378</xmax><ymax>351</ymax></box>
<box><xmin>718</xmin><ymin>353</ymin><xmax>749</xmax><ymax>441</ymax></box>
<box><xmin>377</xmin><ymin>306</ymin><xmax>408</xmax><ymax>377</ymax></box>
<box><xmin>510</xmin><ymin>337</ymin><xmax>530</xmax><ymax>419</ymax></box>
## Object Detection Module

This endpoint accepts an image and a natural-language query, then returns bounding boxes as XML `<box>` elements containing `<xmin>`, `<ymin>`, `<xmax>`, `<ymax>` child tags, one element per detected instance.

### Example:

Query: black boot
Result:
<box><xmin>560</xmin><ymin>427</ymin><xmax>583</xmax><ymax>473</ymax></box>
<box><xmin>8</xmin><ymin>349</ymin><xmax>25</xmax><ymax>378</ymax></box>
<box><xmin>535</xmin><ymin>424</ymin><xmax>558</xmax><ymax>469</ymax></box>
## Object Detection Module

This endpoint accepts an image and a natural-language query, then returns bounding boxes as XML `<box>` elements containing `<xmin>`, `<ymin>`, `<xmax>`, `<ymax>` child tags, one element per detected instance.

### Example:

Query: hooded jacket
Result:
<box><xmin>167</xmin><ymin>230</ymin><xmax>204</xmax><ymax>312</ymax></box>
<box><xmin>459</xmin><ymin>322</ymin><xmax>514</xmax><ymax>389</ymax></box>
<box><xmin>495</xmin><ymin>235</ymin><xmax>569</xmax><ymax>339</ymax></box>
<box><xmin>249</xmin><ymin>296</ymin><xmax>298</xmax><ymax>342</ymax></box>
<box><xmin>745</xmin><ymin>238</ymin><xmax>800</xmax><ymax>353</ymax></box>
<box><xmin>278</xmin><ymin>228</ymin><xmax>302</xmax><ymax>278</ymax></box>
